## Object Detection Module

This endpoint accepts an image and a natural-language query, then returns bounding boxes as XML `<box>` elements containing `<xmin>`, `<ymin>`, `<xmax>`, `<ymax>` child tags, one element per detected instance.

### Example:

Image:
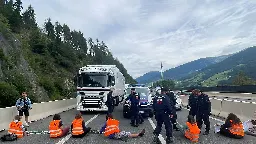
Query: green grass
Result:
<box><xmin>202</xmin><ymin>70</ymin><xmax>232</xmax><ymax>86</ymax></box>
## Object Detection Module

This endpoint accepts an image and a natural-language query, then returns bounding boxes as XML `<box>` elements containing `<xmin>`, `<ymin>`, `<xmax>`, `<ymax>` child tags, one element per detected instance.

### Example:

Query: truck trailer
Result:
<box><xmin>75</xmin><ymin>65</ymin><xmax>125</xmax><ymax>112</ymax></box>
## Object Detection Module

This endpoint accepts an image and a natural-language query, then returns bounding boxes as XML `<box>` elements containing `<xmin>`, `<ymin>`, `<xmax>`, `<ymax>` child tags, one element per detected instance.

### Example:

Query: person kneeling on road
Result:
<box><xmin>100</xmin><ymin>114</ymin><xmax>145</xmax><ymax>141</ymax></box>
<box><xmin>71</xmin><ymin>112</ymin><xmax>91</xmax><ymax>138</ymax></box>
<box><xmin>49</xmin><ymin>114</ymin><xmax>70</xmax><ymax>138</ymax></box>
<box><xmin>184</xmin><ymin>115</ymin><xmax>200</xmax><ymax>143</ymax></box>
<box><xmin>216</xmin><ymin>113</ymin><xmax>244</xmax><ymax>139</ymax></box>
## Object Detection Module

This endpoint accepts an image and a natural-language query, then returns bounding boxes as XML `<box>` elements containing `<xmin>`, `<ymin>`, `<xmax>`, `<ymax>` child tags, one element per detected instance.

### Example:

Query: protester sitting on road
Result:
<box><xmin>217</xmin><ymin>113</ymin><xmax>244</xmax><ymax>139</ymax></box>
<box><xmin>100</xmin><ymin>114</ymin><xmax>145</xmax><ymax>141</ymax></box>
<box><xmin>184</xmin><ymin>115</ymin><xmax>200</xmax><ymax>143</ymax></box>
<box><xmin>71</xmin><ymin>112</ymin><xmax>91</xmax><ymax>138</ymax></box>
<box><xmin>49</xmin><ymin>114</ymin><xmax>70</xmax><ymax>138</ymax></box>
<box><xmin>8</xmin><ymin>115</ymin><xmax>27</xmax><ymax>138</ymax></box>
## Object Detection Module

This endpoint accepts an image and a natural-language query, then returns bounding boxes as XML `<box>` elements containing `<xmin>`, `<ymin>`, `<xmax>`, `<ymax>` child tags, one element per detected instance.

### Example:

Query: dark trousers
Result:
<box><xmin>219</xmin><ymin>127</ymin><xmax>243</xmax><ymax>139</ymax></box>
<box><xmin>189</xmin><ymin>108</ymin><xmax>196</xmax><ymax>117</ymax></box>
<box><xmin>196</xmin><ymin>113</ymin><xmax>210</xmax><ymax>131</ymax></box>
<box><xmin>171</xmin><ymin>113</ymin><xmax>178</xmax><ymax>129</ymax></box>
<box><xmin>59</xmin><ymin>127</ymin><xmax>70</xmax><ymax>138</ymax></box>
<box><xmin>139</xmin><ymin>113</ymin><xmax>144</xmax><ymax>123</ymax></box>
<box><xmin>131</xmin><ymin>108</ymin><xmax>139</xmax><ymax>125</ymax></box>
<box><xmin>107</xmin><ymin>105</ymin><xmax>114</xmax><ymax>114</ymax></box>
<box><xmin>154</xmin><ymin>113</ymin><xmax>173</xmax><ymax>137</ymax></box>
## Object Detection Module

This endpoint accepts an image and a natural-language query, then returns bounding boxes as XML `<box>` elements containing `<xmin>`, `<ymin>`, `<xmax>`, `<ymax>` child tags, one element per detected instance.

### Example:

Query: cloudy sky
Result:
<box><xmin>22</xmin><ymin>0</ymin><xmax>256</xmax><ymax>78</ymax></box>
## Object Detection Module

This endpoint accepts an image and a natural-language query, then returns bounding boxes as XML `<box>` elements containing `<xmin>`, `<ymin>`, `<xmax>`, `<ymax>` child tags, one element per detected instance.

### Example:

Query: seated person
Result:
<box><xmin>71</xmin><ymin>112</ymin><xmax>91</xmax><ymax>138</ymax></box>
<box><xmin>100</xmin><ymin>114</ymin><xmax>145</xmax><ymax>141</ymax></box>
<box><xmin>217</xmin><ymin>113</ymin><xmax>244</xmax><ymax>139</ymax></box>
<box><xmin>8</xmin><ymin>115</ymin><xmax>27</xmax><ymax>138</ymax></box>
<box><xmin>184</xmin><ymin>115</ymin><xmax>200</xmax><ymax>143</ymax></box>
<box><xmin>49</xmin><ymin>114</ymin><xmax>70</xmax><ymax>138</ymax></box>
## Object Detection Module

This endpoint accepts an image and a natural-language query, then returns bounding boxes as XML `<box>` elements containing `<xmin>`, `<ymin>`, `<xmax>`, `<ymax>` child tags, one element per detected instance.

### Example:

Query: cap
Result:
<box><xmin>131</xmin><ymin>88</ymin><xmax>135</xmax><ymax>90</ymax></box>
<box><xmin>161</xmin><ymin>87</ymin><xmax>168</xmax><ymax>92</ymax></box>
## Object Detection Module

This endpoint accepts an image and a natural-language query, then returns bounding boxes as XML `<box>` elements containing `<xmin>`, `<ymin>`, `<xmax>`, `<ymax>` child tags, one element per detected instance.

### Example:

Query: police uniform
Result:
<box><xmin>188</xmin><ymin>91</ymin><xmax>198</xmax><ymax>117</ymax></box>
<box><xmin>153</xmin><ymin>87</ymin><xmax>173</xmax><ymax>143</ymax></box>
<box><xmin>196</xmin><ymin>92</ymin><xmax>211</xmax><ymax>135</ymax></box>
<box><xmin>126</xmin><ymin>88</ymin><xmax>140</xmax><ymax>127</ymax></box>
<box><xmin>167</xmin><ymin>90</ymin><xmax>180</xmax><ymax>131</ymax></box>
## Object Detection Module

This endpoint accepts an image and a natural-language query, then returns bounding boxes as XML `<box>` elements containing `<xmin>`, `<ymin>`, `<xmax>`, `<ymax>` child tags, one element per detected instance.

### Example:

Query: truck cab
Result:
<box><xmin>75</xmin><ymin>65</ymin><xmax>125</xmax><ymax>112</ymax></box>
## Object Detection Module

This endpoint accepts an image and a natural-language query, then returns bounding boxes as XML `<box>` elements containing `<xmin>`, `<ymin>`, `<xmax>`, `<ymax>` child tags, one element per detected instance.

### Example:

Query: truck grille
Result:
<box><xmin>81</xmin><ymin>97</ymin><xmax>103</xmax><ymax>108</ymax></box>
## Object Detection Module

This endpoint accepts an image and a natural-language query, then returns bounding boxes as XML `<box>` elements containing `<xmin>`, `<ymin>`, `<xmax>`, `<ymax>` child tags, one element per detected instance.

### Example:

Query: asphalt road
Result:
<box><xmin>1</xmin><ymin>106</ymin><xmax>256</xmax><ymax>144</ymax></box>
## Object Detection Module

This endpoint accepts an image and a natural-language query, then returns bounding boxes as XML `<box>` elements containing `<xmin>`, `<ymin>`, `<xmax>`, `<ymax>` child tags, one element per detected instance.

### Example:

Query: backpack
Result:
<box><xmin>0</xmin><ymin>133</ymin><xmax>18</xmax><ymax>141</ymax></box>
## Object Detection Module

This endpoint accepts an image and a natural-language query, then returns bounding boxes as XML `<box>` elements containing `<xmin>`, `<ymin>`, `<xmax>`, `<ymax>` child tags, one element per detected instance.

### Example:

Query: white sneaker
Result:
<box><xmin>24</xmin><ymin>123</ymin><xmax>29</xmax><ymax>127</ymax></box>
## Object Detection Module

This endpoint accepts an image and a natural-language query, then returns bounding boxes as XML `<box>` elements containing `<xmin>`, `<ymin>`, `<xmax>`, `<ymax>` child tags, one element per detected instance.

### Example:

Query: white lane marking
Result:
<box><xmin>56</xmin><ymin>114</ymin><xmax>99</xmax><ymax>144</ymax></box>
<box><xmin>148</xmin><ymin>118</ymin><xmax>166</xmax><ymax>144</ymax></box>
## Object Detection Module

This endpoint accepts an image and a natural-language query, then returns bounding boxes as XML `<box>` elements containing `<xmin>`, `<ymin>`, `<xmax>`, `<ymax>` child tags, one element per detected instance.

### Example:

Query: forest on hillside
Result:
<box><xmin>0</xmin><ymin>0</ymin><xmax>136</xmax><ymax>108</ymax></box>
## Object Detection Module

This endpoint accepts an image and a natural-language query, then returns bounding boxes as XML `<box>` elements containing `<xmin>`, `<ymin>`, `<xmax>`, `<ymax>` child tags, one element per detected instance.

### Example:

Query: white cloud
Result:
<box><xmin>22</xmin><ymin>0</ymin><xmax>256</xmax><ymax>78</ymax></box>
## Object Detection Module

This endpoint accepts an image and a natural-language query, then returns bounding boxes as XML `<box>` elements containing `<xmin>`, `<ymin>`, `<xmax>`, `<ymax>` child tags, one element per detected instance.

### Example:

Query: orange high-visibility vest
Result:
<box><xmin>8</xmin><ymin>121</ymin><xmax>24</xmax><ymax>138</ymax></box>
<box><xmin>104</xmin><ymin>118</ymin><xmax>120</xmax><ymax>136</ymax></box>
<box><xmin>229</xmin><ymin>121</ymin><xmax>244</xmax><ymax>137</ymax></box>
<box><xmin>72</xmin><ymin>118</ymin><xmax>84</xmax><ymax>135</ymax></box>
<box><xmin>185</xmin><ymin>122</ymin><xmax>200</xmax><ymax>142</ymax></box>
<box><xmin>49</xmin><ymin>120</ymin><xmax>62</xmax><ymax>138</ymax></box>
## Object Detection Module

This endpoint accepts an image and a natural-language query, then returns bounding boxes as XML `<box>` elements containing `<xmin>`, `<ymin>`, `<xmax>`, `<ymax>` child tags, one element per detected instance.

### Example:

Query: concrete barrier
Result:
<box><xmin>0</xmin><ymin>98</ymin><xmax>76</xmax><ymax>131</ymax></box>
<box><xmin>180</xmin><ymin>96</ymin><xmax>222</xmax><ymax>116</ymax></box>
<box><xmin>219</xmin><ymin>100</ymin><xmax>256</xmax><ymax>122</ymax></box>
<box><xmin>180</xmin><ymin>95</ymin><xmax>256</xmax><ymax>122</ymax></box>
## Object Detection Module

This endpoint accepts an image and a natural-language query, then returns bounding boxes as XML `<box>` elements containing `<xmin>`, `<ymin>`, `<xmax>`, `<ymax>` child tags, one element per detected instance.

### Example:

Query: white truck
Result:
<box><xmin>75</xmin><ymin>65</ymin><xmax>125</xmax><ymax>112</ymax></box>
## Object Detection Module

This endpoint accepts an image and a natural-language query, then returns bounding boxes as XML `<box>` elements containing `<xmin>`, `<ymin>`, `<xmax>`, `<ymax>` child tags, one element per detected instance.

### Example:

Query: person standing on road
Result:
<box><xmin>126</xmin><ymin>88</ymin><xmax>140</xmax><ymax>127</ymax></box>
<box><xmin>153</xmin><ymin>87</ymin><xmax>174</xmax><ymax>143</ymax></box>
<box><xmin>188</xmin><ymin>89</ymin><xmax>198</xmax><ymax>117</ymax></box>
<box><xmin>167</xmin><ymin>89</ymin><xmax>180</xmax><ymax>131</ymax></box>
<box><xmin>106</xmin><ymin>88</ymin><xmax>115</xmax><ymax>114</ymax></box>
<box><xmin>195</xmin><ymin>89</ymin><xmax>211</xmax><ymax>135</ymax></box>
<box><xmin>15</xmin><ymin>92</ymin><xmax>32</xmax><ymax>127</ymax></box>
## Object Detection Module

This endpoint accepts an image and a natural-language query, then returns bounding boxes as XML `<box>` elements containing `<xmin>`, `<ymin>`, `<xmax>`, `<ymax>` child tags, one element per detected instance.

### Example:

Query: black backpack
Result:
<box><xmin>0</xmin><ymin>133</ymin><xmax>18</xmax><ymax>141</ymax></box>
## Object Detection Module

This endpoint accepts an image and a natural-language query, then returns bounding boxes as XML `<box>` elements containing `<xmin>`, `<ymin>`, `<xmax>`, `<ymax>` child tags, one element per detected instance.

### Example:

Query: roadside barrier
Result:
<box><xmin>0</xmin><ymin>98</ymin><xmax>76</xmax><ymax>132</ymax></box>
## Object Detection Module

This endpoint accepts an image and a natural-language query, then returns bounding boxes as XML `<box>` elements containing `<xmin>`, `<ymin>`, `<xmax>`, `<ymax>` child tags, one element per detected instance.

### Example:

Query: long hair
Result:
<box><xmin>226</xmin><ymin>113</ymin><xmax>241</xmax><ymax>124</ymax></box>
<box><xmin>187</xmin><ymin>115</ymin><xmax>196</xmax><ymax>124</ymax></box>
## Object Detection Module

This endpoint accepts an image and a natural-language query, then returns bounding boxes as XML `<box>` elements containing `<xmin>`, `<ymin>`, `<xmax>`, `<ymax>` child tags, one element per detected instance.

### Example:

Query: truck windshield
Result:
<box><xmin>78</xmin><ymin>73</ymin><xmax>108</xmax><ymax>87</ymax></box>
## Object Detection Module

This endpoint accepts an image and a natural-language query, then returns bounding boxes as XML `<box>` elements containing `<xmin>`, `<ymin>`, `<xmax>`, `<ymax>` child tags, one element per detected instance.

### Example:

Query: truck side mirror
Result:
<box><xmin>74</xmin><ymin>75</ymin><xmax>77</xmax><ymax>86</ymax></box>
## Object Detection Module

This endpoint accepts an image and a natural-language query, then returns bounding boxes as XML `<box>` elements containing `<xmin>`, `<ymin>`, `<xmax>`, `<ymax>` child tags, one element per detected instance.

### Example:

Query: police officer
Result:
<box><xmin>167</xmin><ymin>89</ymin><xmax>180</xmax><ymax>131</ymax></box>
<box><xmin>106</xmin><ymin>88</ymin><xmax>115</xmax><ymax>114</ymax></box>
<box><xmin>194</xmin><ymin>89</ymin><xmax>211</xmax><ymax>135</ymax></box>
<box><xmin>126</xmin><ymin>88</ymin><xmax>140</xmax><ymax>127</ymax></box>
<box><xmin>153</xmin><ymin>87</ymin><xmax>174</xmax><ymax>143</ymax></box>
<box><xmin>188</xmin><ymin>89</ymin><xmax>198</xmax><ymax>117</ymax></box>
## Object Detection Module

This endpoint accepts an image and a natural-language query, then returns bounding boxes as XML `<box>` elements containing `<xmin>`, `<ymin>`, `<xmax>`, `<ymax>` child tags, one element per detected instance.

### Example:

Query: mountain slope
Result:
<box><xmin>0</xmin><ymin>1</ymin><xmax>135</xmax><ymax>108</ymax></box>
<box><xmin>136</xmin><ymin>55</ymin><xmax>230</xmax><ymax>84</ymax></box>
<box><xmin>180</xmin><ymin>47</ymin><xmax>256</xmax><ymax>87</ymax></box>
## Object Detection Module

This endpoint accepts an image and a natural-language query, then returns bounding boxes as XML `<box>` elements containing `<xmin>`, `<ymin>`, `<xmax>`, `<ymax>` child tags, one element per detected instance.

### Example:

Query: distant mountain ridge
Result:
<box><xmin>136</xmin><ymin>54</ymin><xmax>231</xmax><ymax>84</ymax></box>
<box><xmin>179</xmin><ymin>47</ymin><xmax>256</xmax><ymax>87</ymax></box>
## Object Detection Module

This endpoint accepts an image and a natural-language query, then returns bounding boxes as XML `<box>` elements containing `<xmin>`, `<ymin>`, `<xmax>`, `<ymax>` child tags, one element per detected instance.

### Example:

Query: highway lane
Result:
<box><xmin>1</xmin><ymin>106</ymin><xmax>256</xmax><ymax>144</ymax></box>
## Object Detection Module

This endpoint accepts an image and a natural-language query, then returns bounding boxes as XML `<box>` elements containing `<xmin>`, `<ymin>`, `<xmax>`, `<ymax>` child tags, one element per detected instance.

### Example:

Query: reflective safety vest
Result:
<box><xmin>49</xmin><ymin>120</ymin><xmax>62</xmax><ymax>138</ymax></box>
<box><xmin>185</xmin><ymin>122</ymin><xmax>200</xmax><ymax>142</ymax></box>
<box><xmin>72</xmin><ymin>118</ymin><xmax>84</xmax><ymax>135</ymax></box>
<box><xmin>104</xmin><ymin>118</ymin><xmax>120</xmax><ymax>136</ymax></box>
<box><xmin>229</xmin><ymin>121</ymin><xmax>244</xmax><ymax>137</ymax></box>
<box><xmin>8</xmin><ymin>121</ymin><xmax>24</xmax><ymax>138</ymax></box>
